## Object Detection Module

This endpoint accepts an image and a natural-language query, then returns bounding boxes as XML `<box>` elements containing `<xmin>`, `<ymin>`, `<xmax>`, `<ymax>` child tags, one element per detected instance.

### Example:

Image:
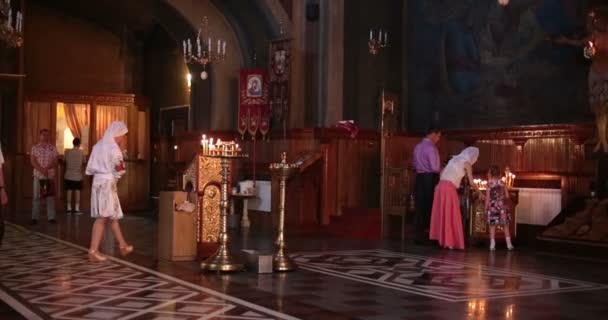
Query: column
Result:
<box><xmin>320</xmin><ymin>0</ymin><xmax>344</xmax><ymax>126</ymax></box>
<box><xmin>289</xmin><ymin>0</ymin><xmax>306</xmax><ymax>128</ymax></box>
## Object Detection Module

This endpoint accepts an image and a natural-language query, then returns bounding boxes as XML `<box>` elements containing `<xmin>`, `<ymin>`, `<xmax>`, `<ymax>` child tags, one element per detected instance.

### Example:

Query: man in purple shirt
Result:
<box><xmin>412</xmin><ymin>128</ymin><xmax>441</xmax><ymax>243</ymax></box>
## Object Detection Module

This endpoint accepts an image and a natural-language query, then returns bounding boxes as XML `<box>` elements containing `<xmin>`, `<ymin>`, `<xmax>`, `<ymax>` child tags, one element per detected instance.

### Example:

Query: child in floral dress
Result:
<box><xmin>485</xmin><ymin>165</ymin><xmax>514</xmax><ymax>251</ymax></box>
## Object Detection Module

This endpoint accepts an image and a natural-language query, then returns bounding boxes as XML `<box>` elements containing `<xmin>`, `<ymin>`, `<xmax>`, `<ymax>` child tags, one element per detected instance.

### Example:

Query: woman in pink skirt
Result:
<box><xmin>430</xmin><ymin>147</ymin><xmax>480</xmax><ymax>249</ymax></box>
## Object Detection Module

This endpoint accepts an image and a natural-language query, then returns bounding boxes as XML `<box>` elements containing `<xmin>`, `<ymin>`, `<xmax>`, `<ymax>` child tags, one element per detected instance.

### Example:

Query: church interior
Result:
<box><xmin>1</xmin><ymin>0</ymin><xmax>608</xmax><ymax>319</ymax></box>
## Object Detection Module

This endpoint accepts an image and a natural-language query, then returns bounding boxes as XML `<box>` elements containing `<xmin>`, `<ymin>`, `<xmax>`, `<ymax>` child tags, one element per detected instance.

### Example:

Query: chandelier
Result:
<box><xmin>368</xmin><ymin>28</ymin><xmax>387</xmax><ymax>55</ymax></box>
<box><xmin>182</xmin><ymin>16</ymin><xmax>226</xmax><ymax>80</ymax></box>
<box><xmin>0</xmin><ymin>0</ymin><xmax>23</xmax><ymax>48</ymax></box>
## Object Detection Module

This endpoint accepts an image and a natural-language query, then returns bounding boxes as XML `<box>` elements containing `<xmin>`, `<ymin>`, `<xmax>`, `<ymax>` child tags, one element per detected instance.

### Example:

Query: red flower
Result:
<box><xmin>115</xmin><ymin>161</ymin><xmax>126</xmax><ymax>172</ymax></box>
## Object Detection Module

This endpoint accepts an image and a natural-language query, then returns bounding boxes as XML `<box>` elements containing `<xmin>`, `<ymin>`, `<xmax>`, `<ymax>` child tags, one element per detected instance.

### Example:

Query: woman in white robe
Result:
<box><xmin>85</xmin><ymin>121</ymin><xmax>133</xmax><ymax>262</ymax></box>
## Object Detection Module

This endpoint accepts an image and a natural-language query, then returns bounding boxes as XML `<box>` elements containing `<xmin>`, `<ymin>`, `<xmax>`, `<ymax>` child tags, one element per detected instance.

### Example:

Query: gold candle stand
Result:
<box><xmin>200</xmin><ymin>153</ymin><xmax>248</xmax><ymax>272</ymax></box>
<box><xmin>269</xmin><ymin>152</ymin><xmax>299</xmax><ymax>272</ymax></box>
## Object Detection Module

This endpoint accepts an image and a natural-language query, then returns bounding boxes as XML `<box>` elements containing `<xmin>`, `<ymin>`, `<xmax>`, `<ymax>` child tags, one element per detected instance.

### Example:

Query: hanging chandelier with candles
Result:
<box><xmin>0</xmin><ymin>0</ymin><xmax>23</xmax><ymax>48</ymax></box>
<box><xmin>368</xmin><ymin>28</ymin><xmax>387</xmax><ymax>55</ymax></box>
<box><xmin>182</xmin><ymin>16</ymin><xmax>226</xmax><ymax>80</ymax></box>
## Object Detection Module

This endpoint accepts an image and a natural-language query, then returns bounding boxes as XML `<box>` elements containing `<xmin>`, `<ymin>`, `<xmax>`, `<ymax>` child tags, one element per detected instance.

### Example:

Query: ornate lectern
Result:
<box><xmin>183</xmin><ymin>154</ymin><xmax>224</xmax><ymax>258</ymax></box>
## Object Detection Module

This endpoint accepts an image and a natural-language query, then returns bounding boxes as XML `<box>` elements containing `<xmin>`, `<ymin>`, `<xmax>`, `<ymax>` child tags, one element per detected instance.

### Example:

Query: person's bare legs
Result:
<box><xmin>110</xmin><ymin>219</ymin><xmax>133</xmax><ymax>256</ymax></box>
<box><xmin>593</xmin><ymin>113</ymin><xmax>607</xmax><ymax>152</ymax></box>
<box><xmin>110</xmin><ymin>220</ymin><xmax>128</xmax><ymax>247</ymax></box>
<box><xmin>74</xmin><ymin>190</ymin><xmax>81</xmax><ymax>213</ymax></box>
<box><xmin>89</xmin><ymin>218</ymin><xmax>108</xmax><ymax>261</ymax></box>
<box><xmin>66</xmin><ymin>190</ymin><xmax>72</xmax><ymax>212</ymax></box>
<box><xmin>489</xmin><ymin>225</ymin><xmax>496</xmax><ymax>251</ymax></box>
<box><xmin>504</xmin><ymin>225</ymin><xmax>514</xmax><ymax>250</ymax></box>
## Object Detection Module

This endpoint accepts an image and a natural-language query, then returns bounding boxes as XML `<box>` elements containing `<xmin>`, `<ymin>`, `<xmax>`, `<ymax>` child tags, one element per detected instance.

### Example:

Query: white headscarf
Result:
<box><xmin>85</xmin><ymin>121</ymin><xmax>128</xmax><ymax>177</ymax></box>
<box><xmin>101</xmin><ymin>121</ymin><xmax>128</xmax><ymax>144</ymax></box>
<box><xmin>451</xmin><ymin>146</ymin><xmax>479</xmax><ymax>166</ymax></box>
<box><xmin>440</xmin><ymin>146</ymin><xmax>480</xmax><ymax>187</ymax></box>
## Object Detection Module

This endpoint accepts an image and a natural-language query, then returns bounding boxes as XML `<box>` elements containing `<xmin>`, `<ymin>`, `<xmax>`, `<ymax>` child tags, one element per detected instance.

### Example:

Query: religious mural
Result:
<box><xmin>408</xmin><ymin>0</ymin><xmax>593</xmax><ymax>131</ymax></box>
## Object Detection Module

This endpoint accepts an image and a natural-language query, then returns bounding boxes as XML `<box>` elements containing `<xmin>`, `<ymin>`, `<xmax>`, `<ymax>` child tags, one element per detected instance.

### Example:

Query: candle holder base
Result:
<box><xmin>201</xmin><ymin>251</ymin><xmax>244</xmax><ymax>272</ymax></box>
<box><xmin>273</xmin><ymin>254</ymin><xmax>296</xmax><ymax>272</ymax></box>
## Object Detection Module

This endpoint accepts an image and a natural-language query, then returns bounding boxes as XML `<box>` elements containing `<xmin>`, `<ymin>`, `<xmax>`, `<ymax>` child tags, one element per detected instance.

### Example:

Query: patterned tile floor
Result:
<box><xmin>0</xmin><ymin>224</ymin><xmax>297</xmax><ymax>320</ymax></box>
<box><xmin>291</xmin><ymin>249</ymin><xmax>608</xmax><ymax>302</ymax></box>
<box><xmin>2</xmin><ymin>212</ymin><xmax>608</xmax><ymax>319</ymax></box>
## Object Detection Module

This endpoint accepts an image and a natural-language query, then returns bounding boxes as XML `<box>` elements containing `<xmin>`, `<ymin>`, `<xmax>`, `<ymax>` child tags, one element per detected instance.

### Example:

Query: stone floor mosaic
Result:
<box><xmin>292</xmin><ymin>249</ymin><xmax>608</xmax><ymax>302</ymax></box>
<box><xmin>0</xmin><ymin>224</ymin><xmax>299</xmax><ymax>320</ymax></box>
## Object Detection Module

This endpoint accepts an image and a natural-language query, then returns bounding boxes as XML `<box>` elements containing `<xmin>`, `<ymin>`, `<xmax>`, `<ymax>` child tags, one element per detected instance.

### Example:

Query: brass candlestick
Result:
<box><xmin>269</xmin><ymin>152</ymin><xmax>299</xmax><ymax>271</ymax></box>
<box><xmin>201</xmin><ymin>153</ymin><xmax>248</xmax><ymax>272</ymax></box>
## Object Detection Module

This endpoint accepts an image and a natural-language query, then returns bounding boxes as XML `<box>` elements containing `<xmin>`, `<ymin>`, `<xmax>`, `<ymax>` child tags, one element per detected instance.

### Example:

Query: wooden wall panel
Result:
<box><xmin>159</xmin><ymin>128</ymin><xmax>383</xmax><ymax>224</ymax></box>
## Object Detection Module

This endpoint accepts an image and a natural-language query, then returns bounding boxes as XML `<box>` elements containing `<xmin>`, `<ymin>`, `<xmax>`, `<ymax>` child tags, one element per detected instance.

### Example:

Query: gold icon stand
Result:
<box><xmin>200</xmin><ymin>153</ymin><xmax>248</xmax><ymax>272</ymax></box>
<box><xmin>269</xmin><ymin>152</ymin><xmax>298</xmax><ymax>271</ymax></box>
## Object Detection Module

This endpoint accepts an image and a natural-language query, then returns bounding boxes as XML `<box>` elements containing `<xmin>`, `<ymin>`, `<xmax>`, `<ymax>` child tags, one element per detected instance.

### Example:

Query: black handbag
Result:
<box><xmin>39</xmin><ymin>179</ymin><xmax>55</xmax><ymax>198</ymax></box>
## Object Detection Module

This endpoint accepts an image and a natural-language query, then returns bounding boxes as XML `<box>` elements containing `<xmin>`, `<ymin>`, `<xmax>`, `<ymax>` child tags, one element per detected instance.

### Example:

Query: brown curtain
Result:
<box><xmin>95</xmin><ymin>105</ymin><xmax>128</xmax><ymax>141</ymax></box>
<box><xmin>25</xmin><ymin>101</ymin><xmax>52</xmax><ymax>152</ymax></box>
<box><xmin>64</xmin><ymin>103</ymin><xmax>90</xmax><ymax>138</ymax></box>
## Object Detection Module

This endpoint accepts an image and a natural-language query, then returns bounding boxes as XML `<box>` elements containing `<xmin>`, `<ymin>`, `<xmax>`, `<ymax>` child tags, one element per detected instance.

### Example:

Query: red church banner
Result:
<box><xmin>239</xmin><ymin>68</ymin><xmax>269</xmax><ymax>139</ymax></box>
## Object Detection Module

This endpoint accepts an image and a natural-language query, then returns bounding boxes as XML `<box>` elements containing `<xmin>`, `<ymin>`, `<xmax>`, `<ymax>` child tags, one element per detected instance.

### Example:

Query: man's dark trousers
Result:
<box><xmin>414</xmin><ymin>172</ymin><xmax>439</xmax><ymax>242</ymax></box>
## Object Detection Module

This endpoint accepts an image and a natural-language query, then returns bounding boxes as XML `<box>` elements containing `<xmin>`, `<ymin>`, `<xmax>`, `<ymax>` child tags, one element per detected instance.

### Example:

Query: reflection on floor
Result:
<box><xmin>1</xmin><ymin>212</ymin><xmax>608</xmax><ymax>320</ymax></box>
<box><xmin>292</xmin><ymin>249</ymin><xmax>607</xmax><ymax>302</ymax></box>
<box><xmin>0</xmin><ymin>224</ymin><xmax>297</xmax><ymax>320</ymax></box>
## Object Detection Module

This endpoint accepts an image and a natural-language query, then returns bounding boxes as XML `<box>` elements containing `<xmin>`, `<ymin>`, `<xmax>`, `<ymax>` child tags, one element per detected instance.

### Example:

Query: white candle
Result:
<box><xmin>223</xmin><ymin>41</ymin><xmax>226</xmax><ymax>55</ymax></box>
<box><xmin>187</xmin><ymin>39</ymin><xmax>192</xmax><ymax>55</ymax></box>
<box><xmin>183</xmin><ymin>40</ymin><xmax>186</xmax><ymax>57</ymax></box>
<box><xmin>369</xmin><ymin>29</ymin><xmax>372</xmax><ymax>40</ymax></box>
<box><xmin>197</xmin><ymin>37</ymin><xmax>201</xmax><ymax>57</ymax></box>
<box><xmin>217</xmin><ymin>39</ymin><xmax>220</xmax><ymax>54</ymax></box>
<box><xmin>384</xmin><ymin>31</ymin><xmax>388</xmax><ymax>44</ymax></box>
<box><xmin>378</xmin><ymin>29</ymin><xmax>382</xmax><ymax>42</ymax></box>
<box><xmin>208</xmin><ymin>38</ymin><xmax>211</xmax><ymax>53</ymax></box>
